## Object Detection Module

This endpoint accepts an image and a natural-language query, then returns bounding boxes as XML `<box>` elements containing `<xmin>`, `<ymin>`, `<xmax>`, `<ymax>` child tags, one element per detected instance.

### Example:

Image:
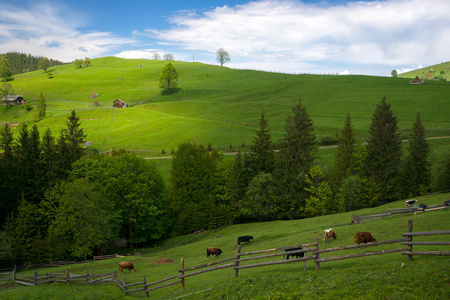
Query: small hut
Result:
<box><xmin>90</xmin><ymin>92</ymin><xmax>99</xmax><ymax>98</ymax></box>
<box><xmin>0</xmin><ymin>95</ymin><xmax>26</xmax><ymax>105</ymax></box>
<box><xmin>409</xmin><ymin>76</ymin><xmax>424</xmax><ymax>85</ymax></box>
<box><xmin>93</xmin><ymin>100</ymin><xmax>99</xmax><ymax>106</ymax></box>
<box><xmin>113</xmin><ymin>99</ymin><xmax>128</xmax><ymax>108</ymax></box>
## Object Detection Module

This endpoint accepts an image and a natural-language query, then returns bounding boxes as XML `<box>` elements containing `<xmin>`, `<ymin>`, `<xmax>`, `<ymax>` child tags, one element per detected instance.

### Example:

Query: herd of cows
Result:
<box><xmin>118</xmin><ymin>230</ymin><xmax>379</xmax><ymax>273</ymax></box>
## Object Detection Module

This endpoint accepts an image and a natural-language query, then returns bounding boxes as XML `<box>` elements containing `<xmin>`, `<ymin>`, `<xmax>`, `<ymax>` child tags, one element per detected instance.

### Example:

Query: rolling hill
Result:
<box><xmin>1</xmin><ymin>57</ymin><xmax>449</xmax><ymax>156</ymax></box>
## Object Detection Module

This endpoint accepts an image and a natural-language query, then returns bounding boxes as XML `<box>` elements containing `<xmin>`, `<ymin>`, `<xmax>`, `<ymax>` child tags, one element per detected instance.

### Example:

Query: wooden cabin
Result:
<box><xmin>0</xmin><ymin>95</ymin><xmax>26</xmax><ymax>105</ymax></box>
<box><xmin>113</xmin><ymin>99</ymin><xmax>128</xmax><ymax>108</ymax></box>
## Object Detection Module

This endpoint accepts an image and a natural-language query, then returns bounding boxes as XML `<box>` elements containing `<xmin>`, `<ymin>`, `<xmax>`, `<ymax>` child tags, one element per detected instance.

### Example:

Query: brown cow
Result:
<box><xmin>353</xmin><ymin>232</ymin><xmax>377</xmax><ymax>245</ymax></box>
<box><xmin>206</xmin><ymin>247</ymin><xmax>223</xmax><ymax>259</ymax></box>
<box><xmin>118</xmin><ymin>262</ymin><xmax>136</xmax><ymax>273</ymax></box>
<box><xmin>323</xmin><ymin>228</ymin><xmax>337</xmax><ymax>243</ymax></box>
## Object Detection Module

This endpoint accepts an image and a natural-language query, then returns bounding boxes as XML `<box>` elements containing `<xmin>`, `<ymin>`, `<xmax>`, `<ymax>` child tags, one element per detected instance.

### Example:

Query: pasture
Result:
<box><xmin>2</xmin><ymin>57</ymin><xmax>449</xmax><ymax>156</ymax></box>
<box><xmin>1</xmin><ymin>192</ymin><xmax>449</xmax><ymax>299</ymax></box>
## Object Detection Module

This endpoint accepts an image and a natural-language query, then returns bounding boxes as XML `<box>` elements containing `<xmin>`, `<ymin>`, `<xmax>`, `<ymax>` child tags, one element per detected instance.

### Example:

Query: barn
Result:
<box><xmin>409</xmin><ymin>76</ymin><xmax>424</xmax><ymax>85</ymax></box>
<box><xmin>0</xmin><ymin>95</ymin><xmax>26</xmax><ymax>105</ymax></box>
<box><xmin>113</xmin><ymin>99</ymin><xmax>128</xmax><ymax>108</ymax></box>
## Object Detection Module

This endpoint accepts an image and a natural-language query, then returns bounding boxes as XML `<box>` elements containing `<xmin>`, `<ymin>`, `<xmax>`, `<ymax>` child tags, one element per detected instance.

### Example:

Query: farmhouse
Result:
<box><xmin>113</xmin><ymin>99</ymin><xmax>128</xmax><ymax>108</ymax></box>
<box><xmin>409</xmin><ymin>76</ymin><xmax>424</xmax><ymax>85</ymax></box>
<box><xmin>0</xmin><ymin>95</ymin><xmax>26</xmax><ymax>105</ymax></box>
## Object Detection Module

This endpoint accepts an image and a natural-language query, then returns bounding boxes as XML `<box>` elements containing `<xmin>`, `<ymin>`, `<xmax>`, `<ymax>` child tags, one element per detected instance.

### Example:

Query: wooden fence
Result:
<box><xmin>352</xmin><ymin>202</ymin><xmax>448</xmax><ymax>223</ymax></box>
<box><xmin>8</xmin><ymin>220</ymin><xmax>450</xmax><ymax>298</ymax></box>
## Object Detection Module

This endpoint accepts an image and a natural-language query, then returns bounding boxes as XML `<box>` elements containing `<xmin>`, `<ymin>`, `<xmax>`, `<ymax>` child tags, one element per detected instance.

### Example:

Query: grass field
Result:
<box><xmin>1</xmin><ymin>57</ymin><xmax>449</xmax><ymax>156</ymax></box>
<box><xmin>1</xmin><ymin>192</ymin><xmax>449</xmax><ymax>299</ymax></box>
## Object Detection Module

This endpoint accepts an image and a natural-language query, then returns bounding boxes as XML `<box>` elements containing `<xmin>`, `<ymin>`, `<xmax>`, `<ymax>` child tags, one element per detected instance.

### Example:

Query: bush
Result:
<box><xmin>319</xmin><ymin>135</ymin><xmax>338</xmax><ymax>146</ymax></box>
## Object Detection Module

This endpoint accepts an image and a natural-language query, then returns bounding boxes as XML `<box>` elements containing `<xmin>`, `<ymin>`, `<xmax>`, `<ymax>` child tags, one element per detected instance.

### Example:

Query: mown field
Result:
<box><xmin>1</xmin><ymin>57</ymin><xmax>449</xmax><ymax>156</ymax></box>
<box><xmin>1</xmin><ymin>192</ymin><xmax>449</xmax><ymax>299</ymax></box>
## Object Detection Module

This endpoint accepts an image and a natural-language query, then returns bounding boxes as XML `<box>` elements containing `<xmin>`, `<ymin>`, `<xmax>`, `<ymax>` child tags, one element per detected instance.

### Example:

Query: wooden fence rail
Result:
<box><xmin>9</xmin><ymin>220</ymin><xmax>449</xmax><ymax>298</ymax></box>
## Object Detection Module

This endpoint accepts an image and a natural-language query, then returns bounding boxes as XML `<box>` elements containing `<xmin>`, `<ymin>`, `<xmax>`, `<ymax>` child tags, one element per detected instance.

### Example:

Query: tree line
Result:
<box><xmin>1</xmin><ymin>98</ymin><xmax>450</xmax><ymax>266</ymax></box>
<box><xmin>0</xmin><ymin>52</ymin><xmax>66</xmax><ymax>75</ymax></box>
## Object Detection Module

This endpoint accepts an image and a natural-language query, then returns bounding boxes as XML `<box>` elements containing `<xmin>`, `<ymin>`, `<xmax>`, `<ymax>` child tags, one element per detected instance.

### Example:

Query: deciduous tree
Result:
<box><xmin>38</xmin><ymin>57</ymin><xmax>50</xmax><ymax>73</ymax></box>
<box><xmin>159</xmin><ymin>63</ymin><xmax>179</xmax><ymax>94</ymax></box>
<box><xmin>0</xmin><ymin>56</ymin><xmax>12</xmax><ymax>81</ymax></box>
<box><xmin>37</xmin><ymin>92</ymin><xmax>46</xmax><ymax>121</ymax></box>
<box><xmin>216</xmin><ymin>48</ymin><xmax>230</xmax><ymax>66</ymax></box>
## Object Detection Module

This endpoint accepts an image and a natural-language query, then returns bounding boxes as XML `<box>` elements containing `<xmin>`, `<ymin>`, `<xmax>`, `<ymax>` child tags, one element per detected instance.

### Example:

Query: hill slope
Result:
<box><xmin>399</xmin><ymin>61</ymin><xmax>450</xmax><ymax>81</ymax></box>
<box><xmin>1</xmin><ymin>57</ymin><xmax>449</xmax><ymax>155</ymax></box>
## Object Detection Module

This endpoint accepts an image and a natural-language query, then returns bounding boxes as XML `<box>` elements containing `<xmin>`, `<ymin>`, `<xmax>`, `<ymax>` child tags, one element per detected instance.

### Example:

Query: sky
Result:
<box><xmin>0</xmin><ymin>0</ymin><xmax>449</xmax><ymax>76</ymax></box>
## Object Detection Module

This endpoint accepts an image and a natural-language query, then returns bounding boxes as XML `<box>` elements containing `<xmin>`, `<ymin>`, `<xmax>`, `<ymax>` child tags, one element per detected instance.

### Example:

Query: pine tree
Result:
<box><xmin>402</xmin><ymin>113</ymin><xmax>431</xmax><ymax>197</ymax></box>
<box><xmin>14</xmin><ymin>124</ymin><xmax>32</xmax><ymax>201</ymax></box>
<box><xmin>274</xmin><ymin>100</ymin><xmax>317</xmax><ymax>219</ymax></box>
<box><xmin>28</xmin><ymin>125</ymin><xmax>42</xmax><ymax>203</ymax></box>
<box><xmin>64</xmin><ymin>110</ymin><xmax>86</xmax><ymax>164</ymax></box>
<box><xmin>365</xmin><ymin>97</ymin><xmax>402</xmax><ymax>203</ymax></box>
<box><xmin>0</xmin><ymin>123</ymin><xmax>19</xmax><ymax>223</ymax></box>
<box><xmin>40</xmin><ymin>128</ymin><xmax>57</xmax><ymax>189</ymax></box>
<box><xmin>37</xmin><ymin>92</ymin><xmax>46</xmax><ymax>121</ymax></box>
<box><xmin>249</xmin><ymin>112</ymin><xmax>275</xmax><ymax>175</ymax></box>
<box><xmin>331</xmin><ymin>112</ymin><xmax>357</xmax><ymax>192</ymax></box>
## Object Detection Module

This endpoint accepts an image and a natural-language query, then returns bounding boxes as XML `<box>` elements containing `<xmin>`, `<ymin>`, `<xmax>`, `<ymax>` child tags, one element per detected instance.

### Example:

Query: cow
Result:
<box><xmin>206</xmin><ymin>247</ymin><xmax>223</xmax><ymax>259</ymax></box>
<box><xmin>118</xmin><ymin>262</ymin><xmax>136</xmax><ymax>273</ymax></box>
<box><xmin>353</xmin><ymin>232</ymin><xmax>377</xmax><ymax>245</ymax></box>
<box><xmin>237</xmin><ymin>236</ymin><xmax>253</xmax><ymax>245</ymax></box>
<box><xmin>405</xmin><ymin>199</ymin><xmax>417</xmax><ymax>207</ymax></box>
<box><xmin>323</xmin><ymin>228</ymin><xmax>337</xmax><ymax>243</ymax></box>
<box><xmin>284</xmin><ymin>246</ymin><xmax>304</xmax><ymax>260</ymax></box>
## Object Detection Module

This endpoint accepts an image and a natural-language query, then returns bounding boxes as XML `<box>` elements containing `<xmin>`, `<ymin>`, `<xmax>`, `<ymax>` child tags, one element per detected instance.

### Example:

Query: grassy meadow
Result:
<box><xmin>399</xmin><ymin>61</ymin><xmax>450</xmax><ymax>81</ymax></box>
<box><xmin>1</xmin><ymin>57</ymin><xmax>449</xmax><ymax>156</ymax></box>
<box><xmin>1</xmin><ymin>192</ymin><xmax>449</xmax><ymax>299</ymax></box>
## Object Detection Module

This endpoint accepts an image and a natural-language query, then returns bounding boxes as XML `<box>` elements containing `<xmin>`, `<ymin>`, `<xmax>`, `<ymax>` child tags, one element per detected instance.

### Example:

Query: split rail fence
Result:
<box><xmin>6</xmin><ymin>219</ymin><xmax>449</xmax><ymax>298</ymax></box>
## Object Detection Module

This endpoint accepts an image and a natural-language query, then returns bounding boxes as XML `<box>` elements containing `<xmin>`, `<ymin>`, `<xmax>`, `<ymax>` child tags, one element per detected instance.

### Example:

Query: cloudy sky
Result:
<box><xmin>0</xmin><ymin>0</ymin><xmax>449</xmax><ymax>76</ymax></box>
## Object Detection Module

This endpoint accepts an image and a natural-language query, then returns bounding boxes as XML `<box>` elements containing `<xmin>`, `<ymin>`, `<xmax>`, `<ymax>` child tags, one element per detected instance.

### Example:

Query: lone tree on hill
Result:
<box><xmin>38</xmin><ymin>57</ymin><xmax>51</xmax><ymax>73</ymax></box>
<box><xmin>391</xmin><ymin>69</ymin><xmax>398</xmax><ymax>77</ymax></box>
<box><xmin>159</xmin><ymin>63</ymin><xmax>179</xmax><ymax>94</ymax></box>
<box><xmin>216</xmin><ymin>48</ymin><xmax>230</xmax><ymax>66</ymax></box>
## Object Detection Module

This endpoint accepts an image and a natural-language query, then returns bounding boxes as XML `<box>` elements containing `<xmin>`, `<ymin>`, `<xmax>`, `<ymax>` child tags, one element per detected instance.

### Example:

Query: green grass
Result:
<box><xmin>1</xmin><ymin>57</ymin><xmax>449</xmax><ymax>156</ymax></box>
<box><xmin>1</xmin><ymin>193</ymin><xmax>449</xmax><ymax>299</ymax></box>
<box><xmin>399</xmin><ymin>61</ymin><xmax>450</xmax><ymax>81</ymax></box>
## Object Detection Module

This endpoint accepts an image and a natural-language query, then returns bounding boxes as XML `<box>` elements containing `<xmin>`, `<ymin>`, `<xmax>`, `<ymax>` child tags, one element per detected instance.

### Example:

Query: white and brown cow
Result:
<box><xmin>323</xmin><ymin>228</ymin><xmax>337</xmax><ymax>243</ymax></box>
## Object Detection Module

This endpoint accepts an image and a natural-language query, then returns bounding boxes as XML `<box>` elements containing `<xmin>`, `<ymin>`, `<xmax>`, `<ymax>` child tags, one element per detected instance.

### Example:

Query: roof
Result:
<box><xmin>1</xmin><ymin>95</ymin><xmax>24</xmax><ymax>101</ymax></box>
<box><xmin>113</xmin><ymin>99</ymin><xmax>126</xmax><ymax>104</ymax></box>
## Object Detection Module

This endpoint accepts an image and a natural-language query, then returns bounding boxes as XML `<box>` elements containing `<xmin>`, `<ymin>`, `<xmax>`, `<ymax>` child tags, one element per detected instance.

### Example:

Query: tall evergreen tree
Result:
<box><xmin>274</xmin><ymin>100</ymin><xmax>317</xmax><ymax>219</ymax></box>
<box><xmin>331</xmin><ymin>112</ymin><xmax>357</xmax><ymax>192</ymax></box>
<box><xmin>28</xmin><ymin>125</ymin><xmax>42</xmax><ymax>203</ymax></box>
<box><xmin>37</xmin><ymin>92</ymin><xmax>46</xmax><ymax>121</ymax></box>
<box><xmin>40</xmin><ymin>128</ymin><xmax>57</xmax><ymax>189</ymax></box>
<box><xmin>14</xmin><ymin>124</ymin><xmax>32</xmax><ymax>201</ymax></box>
<box><xmin>402</xmin><ymin>113</ymin><xmax>431</xmax><ymax>197</ymax></box>
<box><xmin>365</xmin><ymin>97</ymin><xmax>402</xmax><ymax>203</ymax></box>
<box><xmin>249</xmin><ymin>112</ymin><xmax>275</xmax><ymax>175</ymax></box>
<box><xmin>64</xmin><ymin>110</ymin><xmax>86</xmax><ymax>164</ymax></box>
<box><xmin>0</xmin><ymin>123</ymin><xmax>18</xmax><ymax>223</ymax></box>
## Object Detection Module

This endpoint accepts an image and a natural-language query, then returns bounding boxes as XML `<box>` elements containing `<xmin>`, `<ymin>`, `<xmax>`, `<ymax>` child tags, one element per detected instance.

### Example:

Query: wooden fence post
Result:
<box><xmin>12</xmin><ymin>266</ymin><xmax>16</xmax><ymax>283</ymax></box>
<box><xmin>66</xmin><ymin>270</ymin><xmax>69</xmax><ymax>285</ymax></box>
<box><xmin>234</xmin><ymin>245</ymin><xmax>241</xmax><ymax>278</ymax></box>
<box><xmin>46</xmin><ymin>273</ymin><xmax>49</xmax><ymax>285</ymax></box>
<box><xmin>408</xmin><ymin>219</ymin><xmax>414</xmax><ymax>260</ymax></box>
<box><xmin>180</xmin><ymin>258</ymin><xmax>185</xmax><ymax>289</ymax></box>
<box><xmin>315</xmin><ymin>238</ymin><xmax>320</xmax><ymax>270</ymax></box>
<box><xmin>124</xmin><ymin>278</ymin><xmax>128</xmax><ymax>295</ymax></box>
<box><xmin>304</xmin><ymin>246</ymin><xmax>307</xmax><ymax>272</ymax></box>
<box><xmin>34</xmin><ymin>271</ymin><xmax>37</xmax><ymax>285</ymax></box>
<box><xmin>143</xmin><ymin>276</ymin><xmax>149</xmax><ymax>297</ymax></box>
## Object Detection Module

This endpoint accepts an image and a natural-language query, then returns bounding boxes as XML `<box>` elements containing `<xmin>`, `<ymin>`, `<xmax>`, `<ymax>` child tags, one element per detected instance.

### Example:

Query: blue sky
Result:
<box><xmin>1</xmin><ymin>0</ymin><xmax>449</xmax><ymax>76</ymax></box>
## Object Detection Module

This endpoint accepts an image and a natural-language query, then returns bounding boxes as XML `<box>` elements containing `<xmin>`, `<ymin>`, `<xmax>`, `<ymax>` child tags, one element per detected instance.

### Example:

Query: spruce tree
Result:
<box><xmin>15</xmin><ymin>124</ymin><xmax>31</xmax><ymax>201</ymax></box>
<box><xmin>403</xmin><ymin>113</ymin><xmax>431</xmax><ymax>197</ymax></box>
<box><xmin>0</xmin><ymin>123</ymin><xmax>18</xmax><ymax>223</ymax></box>
<box><xmin>365</xmin><ymin>97</ymin><xmax>402</xmax><ymax>203</ymax></box>
<box><xmin>331</xmin><ymin>112</ymin><xmax>357</xmax><ymax>192</ymax></box>
<box><xmin>40</xmin><ymin>128</ymin><xmax>57</xmax><ymax>189</ymax></box>
<box><xmin>274</xmin><ymin>100</ymin><xmax>317</xmax><ymax>219</ymax></box>
<box><xmin>249</xmin><ymin>111</ymin><xmax>275</xmax><ymax>175</ymax></box>
<box><xmin>64</xmin><ymin>110</ymin><xmax>86</xmax><ymax>164</ymax></box>
<box><xmin>28</xmin><ymin>125</ymin><xmax>42</xmax><ymax>203</ymax></box>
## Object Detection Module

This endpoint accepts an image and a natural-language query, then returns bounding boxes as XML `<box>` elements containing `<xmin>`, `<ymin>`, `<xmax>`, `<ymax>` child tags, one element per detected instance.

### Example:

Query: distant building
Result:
<box><xmin>93</xmin><ymin>100</ymin><xmax>100</xmax><ymax>106</ymax></box>
<box><xmin>0</xmin><ymin>95</ymin><xmax>26</xmax><ymax>105</ymax></box>
<box><xmin>409</xmin><ymin>76</ymin><xmax>424</xmax><ymax>85</ymax></box>
<box><xmin>113</xmin><ymin>99</ymin><xmax>128</xmax><ymax>108</ymax></box>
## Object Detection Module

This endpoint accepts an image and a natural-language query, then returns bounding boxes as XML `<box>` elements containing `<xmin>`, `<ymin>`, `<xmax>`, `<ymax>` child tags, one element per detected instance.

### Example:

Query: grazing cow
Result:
<box><xmin>206</xmin><ymin>247</ymin><xmax>223</xmax><ymax>259</ymax></box>
<box><xmin>118</xmin><ymin>262</ymin><xmax>136</xmax><ymax>273</ymax></box>
<box><xmin>418</xmin><ymin>203</ymin><xmax>427</xmax><ymax>209</ymax></box>
<box><xmin>353</xmin><ymin>232</ymin><xmax>377</xmax><ymax>245</ymax></box>
<box><xmin>323</xmin><ymin>229</ymin><xmax>337</xmax><ymax>243</ymax></box>
<box><xmin>284</xmin><ymin>247</ymin><xmax>304</xmax><ymax>260</ymax></box>
<box><xmin>405</xmin><ymin>199</ymin><xmax>417</xmax><ymax>207</ymax></box>
<box><xmin>237</xmin><ymin>236</ymin><xmax>253</xmax><ymax>245</ymax></box>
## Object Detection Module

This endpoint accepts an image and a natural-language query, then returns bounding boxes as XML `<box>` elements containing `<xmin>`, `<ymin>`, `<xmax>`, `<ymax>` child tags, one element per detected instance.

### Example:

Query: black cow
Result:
<box><xmin>284</xmin><ymin>247</ymin><xmax>304</xmax><ymax>260</ymax></box>
<box><xmin>405</xmin><ymin>199</ymin><xmax>417</xmax><ymax>207</ymax></box>
<box><xmin>237</xmin><ymin>236</ymin><xmax>253</xmax><ymax>245</ymax></box>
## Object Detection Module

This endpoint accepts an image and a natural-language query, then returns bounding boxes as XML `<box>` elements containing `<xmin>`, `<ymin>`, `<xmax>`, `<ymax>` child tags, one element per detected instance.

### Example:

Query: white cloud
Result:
<box><xmin>141</xmin><ymin>0</ymin><xmax>450</xmax><ymax>74</ymax></box>
<box><xmin>0</xmin><ymin>2</ymin><xmax>135</xmax><ymax>62</ymax></box>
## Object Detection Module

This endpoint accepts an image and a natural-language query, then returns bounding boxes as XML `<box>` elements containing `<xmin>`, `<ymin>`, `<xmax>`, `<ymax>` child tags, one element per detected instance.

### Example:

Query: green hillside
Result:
<box><xmin>1</xmin><ymin>57</ymin><xmax>449</xmax><ymax>156</ymax></box>
<box><xmin>399</xmin><ymin>61</ymin><xmax>450</xmax><ymax>81</ymax></box>
<box><xmin>2</xmin><ymin>192</ymin><xmax>449</xmax><ymax>299</ymax></box>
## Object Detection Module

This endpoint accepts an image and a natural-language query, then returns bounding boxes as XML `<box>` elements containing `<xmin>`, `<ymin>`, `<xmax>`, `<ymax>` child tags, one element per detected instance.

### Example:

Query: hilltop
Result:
<box><xmin>399</xmin><ymin>61</ymin><xmax>450</xmax><ymax>81</ymax></box>
<box><xmin>1</xmin><ymin>57</ymin><xmax>449</xmax><ymax>156</ymax></box>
